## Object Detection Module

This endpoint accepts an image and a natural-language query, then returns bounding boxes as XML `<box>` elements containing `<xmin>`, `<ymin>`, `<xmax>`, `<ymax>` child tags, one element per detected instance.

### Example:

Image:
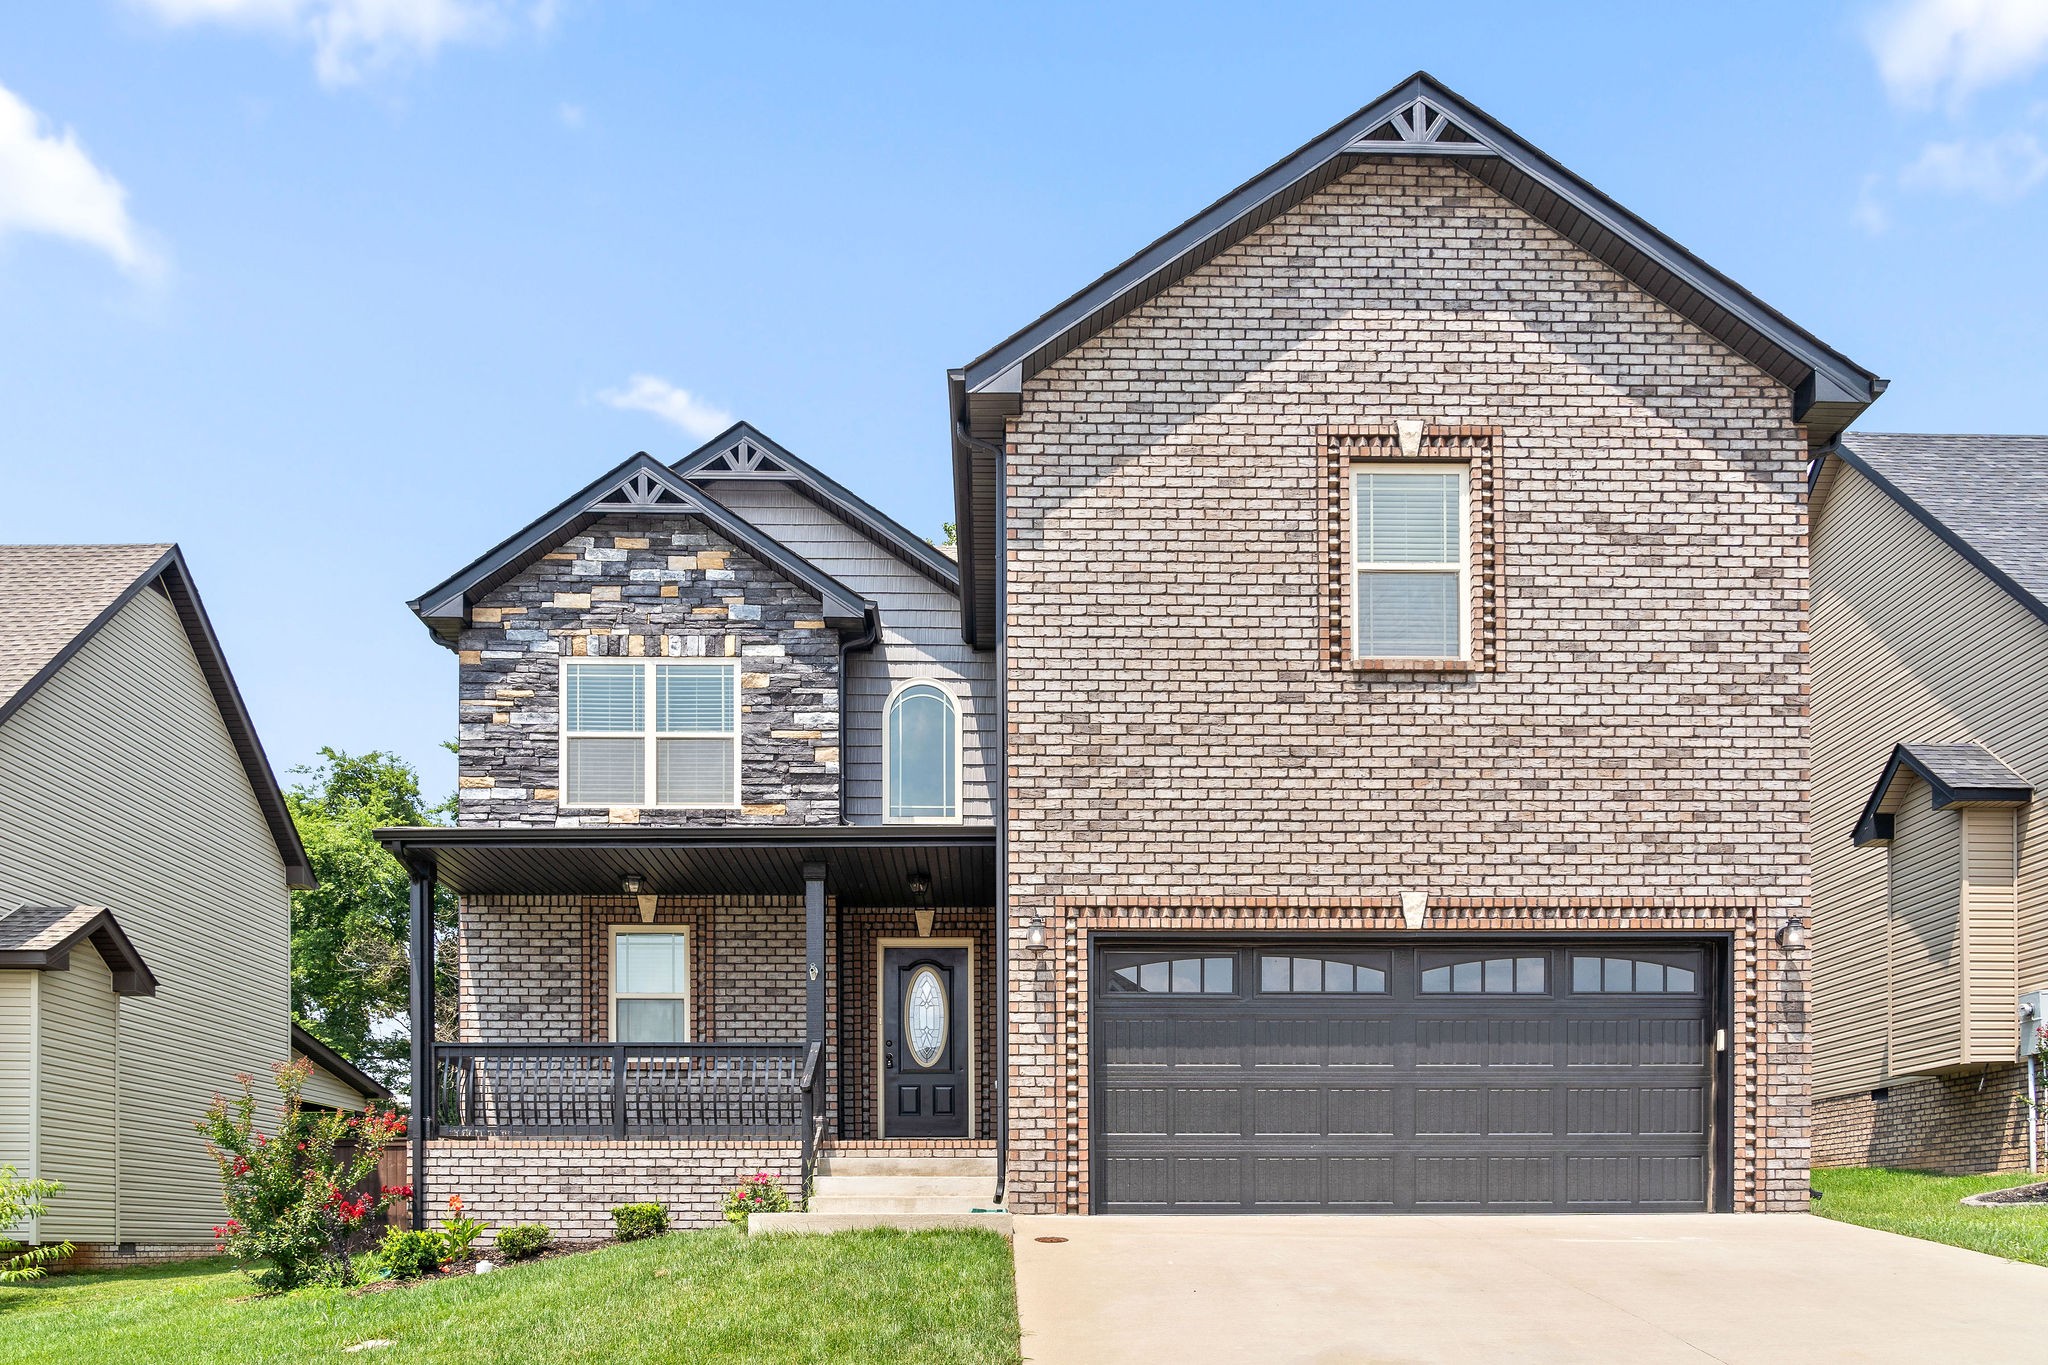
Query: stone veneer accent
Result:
<box><xmin>1001</xmin><ymin>158</ymin><xmax>1812</xmax><ymax>1213</ymax></box>
<box><xmin>425</xmin><ymin>1139</ymin><xmax>802</xmax><ymax>1241</ymax></box>
<box><xmin>457</xmin><ymin>512</ymin><xmax>842</xmax><ymax>826</ymax></box>
<box><xmin>1813</xmin><ymin>1067</ymin><xmax>2035</xmax><ymax>1174</ymax></box>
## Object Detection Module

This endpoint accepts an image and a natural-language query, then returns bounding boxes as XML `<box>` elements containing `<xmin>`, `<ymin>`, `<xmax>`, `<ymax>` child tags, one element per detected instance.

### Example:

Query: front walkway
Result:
<box><xmin>1014</xmin><ymin>1212</ymin><xmax>2048</xmax><ymax>1363</ymax></box>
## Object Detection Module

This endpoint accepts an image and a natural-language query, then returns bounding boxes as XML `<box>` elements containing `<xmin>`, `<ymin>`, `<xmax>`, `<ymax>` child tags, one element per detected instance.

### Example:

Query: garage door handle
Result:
<box><xmin>1715</xmin><ymin>1028</ymin><xmax>1727</xmax><ymax>1053</ymax></box>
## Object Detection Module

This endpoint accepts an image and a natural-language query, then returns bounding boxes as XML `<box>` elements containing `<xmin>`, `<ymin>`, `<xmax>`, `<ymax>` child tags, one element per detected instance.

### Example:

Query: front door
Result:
<box><xmin>880</xmin><ymin>945</ymin><xmax>971</xmax><ymax>1138</ymax></box>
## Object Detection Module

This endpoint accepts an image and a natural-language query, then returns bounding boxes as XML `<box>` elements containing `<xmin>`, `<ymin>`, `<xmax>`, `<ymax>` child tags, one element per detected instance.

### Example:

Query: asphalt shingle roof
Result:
<box><xmin>0</xmin><ymin>904</ymin><xmax>101</xmax><ymax>952</ymax></box>
<box><xmin>0</xmin><ymin>544</ymin><xmax>172</xmax><ymax>712</ymax></box>
<box><xmin>1897</xmin><ymin>743</ymin><xmax>2032</xmax><ymax>798</ymax></box>
<box><xmin>1838</xmin><ymin>434</ymin><xmax>2048</xmax><ymax>615</ymax></box>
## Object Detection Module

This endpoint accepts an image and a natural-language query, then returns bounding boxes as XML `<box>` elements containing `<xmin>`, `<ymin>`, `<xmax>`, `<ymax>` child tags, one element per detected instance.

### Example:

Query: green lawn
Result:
<box><xmin>0</xmin><ymin>1229</ymin><xmax>1020</xmax><ymax>1365</ymax></box>
<box><xmin>1812</xmin><ymin>1166</ymin><xmax>2048</xmax><ymax>1265</ymax></box>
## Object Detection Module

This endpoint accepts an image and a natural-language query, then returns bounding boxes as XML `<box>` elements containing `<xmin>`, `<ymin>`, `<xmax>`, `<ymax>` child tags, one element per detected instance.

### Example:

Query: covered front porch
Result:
<box><xmin>377</xmin><ymin>825</ymin><xmax>998</xmax><ymax>1235</ymax></box>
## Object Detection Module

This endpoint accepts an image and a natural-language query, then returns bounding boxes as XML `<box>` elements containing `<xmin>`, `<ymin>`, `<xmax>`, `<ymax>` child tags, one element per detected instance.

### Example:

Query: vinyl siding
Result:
<box><xmin>695</xmin><ymin>481</ymin><xmax>995</xmax><ymax>822</ymax></box>
<box><xmin>1811</xmin><ymin>463</ymin><xmax>2048</xmax><ymax>1099</ymax></box>
<box><xmin>0</xmin><ymin>585</ymin><xmax>291</xmax><ymax>1243</ymax></box>
<box><xmin>1961</xmin><ymin>808</ymin><xmax>2020</xmax><ymax>1064</ymax></box>
<box><xmin>1886</xmin><ymin>783</ymin><xmax>1963</xmax><ymax>1076</ymax></box>
<box><xmin>296</xmin><ymin>1054</ymin><xmax>373</xmax><ymax>1112</ymax></box>
<box><xmin>34</xmin><ymin>948</ymin><xmax>118</xmax><ymax>1241</ymax></box>
<box><xmin>0</xmin><ymin>972</ymin><xmax>35</xmax><ymax>1240</ymax></box>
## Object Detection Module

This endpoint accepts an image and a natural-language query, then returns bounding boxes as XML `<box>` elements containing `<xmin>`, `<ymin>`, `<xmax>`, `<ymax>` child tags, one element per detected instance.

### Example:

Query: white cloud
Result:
<box><xmin>1868</xmin><ymin>0</ymin><xmax>2048</xmax><ymax>110</ymax></box>
<box><xmin>0</xmin><ymin>79</ymin><xmax>156</xmax><ymax>275</ymax></box>
<box><xmin>597</xmin><ymin>376</ymin><xmax>734</xmax><ymax>441</ymax></box>
<box><xmin>1900</xmin><ymin>129</ymin><xmax>2048</xmax><ymax>197</ymax></box>
<box><xmin>130</xmin><ymin>0</ymin><xmax>553</xmax><ymax>88</ymax></box>
<box><xmin>1853</xmin><ymin>173</ymin><xmax>1892</xmax><ymax>233</ymax></box>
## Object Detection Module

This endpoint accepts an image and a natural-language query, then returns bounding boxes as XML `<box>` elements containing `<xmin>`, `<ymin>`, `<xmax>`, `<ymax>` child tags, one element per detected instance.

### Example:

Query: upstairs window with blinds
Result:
<box><xmin>562</xmin><ymin>660</ymin><xmax>738</xmax><ymax>808</ymax></box>
<box><xmin>1351</xmin><ymin>464</ymin><xmax>1468</xmax><ymax>660</ymax></box>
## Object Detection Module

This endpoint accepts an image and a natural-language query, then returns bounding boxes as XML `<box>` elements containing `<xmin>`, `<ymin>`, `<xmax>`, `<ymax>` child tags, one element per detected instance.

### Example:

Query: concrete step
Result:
<box><xmin>814</xmin><ymin>1155</ymin><xmax>996</xmax><ymax>1178</ymax></box>
<box><xmin>807</xmin><ymin>1195</ymin><xmax>1005</xmax><ymax>1215</ymax></box>
<box><xmin>811</xmin><ymin>1175</ymin><xmax>993</xmax><ymax>1199</ymax></box>
<box><xmin>750</xmin><ymin>1211</ymin><xmax>1013</xmax><ymax>1237</ymax></box>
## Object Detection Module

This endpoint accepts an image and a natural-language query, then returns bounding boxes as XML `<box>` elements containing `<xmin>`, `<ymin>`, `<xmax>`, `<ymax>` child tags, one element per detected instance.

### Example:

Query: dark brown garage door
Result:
<box><xmin>1092</xmin><ymin>939</ymin><xmax>1721</xmax><ymax>1213</ymax></box>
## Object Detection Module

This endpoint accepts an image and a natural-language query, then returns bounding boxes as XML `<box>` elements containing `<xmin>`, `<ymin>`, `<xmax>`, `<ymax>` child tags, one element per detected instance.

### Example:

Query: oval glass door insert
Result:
<box><xmin>905</xmin><ymin>965</ymin><xmax>947</xmax><ymax>1068</ymax></box>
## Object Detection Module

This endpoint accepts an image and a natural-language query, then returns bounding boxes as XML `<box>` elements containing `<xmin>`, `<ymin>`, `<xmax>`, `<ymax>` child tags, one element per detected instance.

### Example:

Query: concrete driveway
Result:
<box><xmin>1013</xmin><ymin>1213</ymin><xmax>2048</xmax><ymax>1363</ymax></box>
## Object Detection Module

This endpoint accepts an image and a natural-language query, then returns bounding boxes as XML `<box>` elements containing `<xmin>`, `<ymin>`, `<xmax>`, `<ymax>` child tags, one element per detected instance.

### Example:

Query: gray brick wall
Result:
<box><xmin>456</xmin><ymin>513</ymin><xmax>841</xmax><ymax>826</ymax></box>
<box><xmin>1000</xmin><ymin>158</ymin><xmax>1812</xmax><ymax>1212</ymax></box>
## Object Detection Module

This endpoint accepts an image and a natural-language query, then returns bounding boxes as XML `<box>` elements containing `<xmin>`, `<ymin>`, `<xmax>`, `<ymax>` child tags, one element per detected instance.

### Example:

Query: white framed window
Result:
<box><xmin>1351</xmin><ymin>462</ymin><xmax>1469</xmax><ymax>660</ymax></box>
<box><xmin>609</xmin><ymin>925</ymin><xmax>690</xmax><ymax>1043</ymax></box>
<box><xmin>561</xmin><ymin>660</ymin><xmax>738</xmax><ymax>808</ymax></box>
<box><xmin>884</xmin><ymin>679</ymin><xmax>960</xmax><ymax>823</ymax></box>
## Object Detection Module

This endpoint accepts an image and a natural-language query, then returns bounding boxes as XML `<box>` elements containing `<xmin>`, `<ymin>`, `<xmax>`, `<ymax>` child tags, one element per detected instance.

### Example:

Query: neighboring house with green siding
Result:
<box><xmin>0</xmin><ymin>544</ymin><xmax>355</xmax><ymax>1266</ymax></box>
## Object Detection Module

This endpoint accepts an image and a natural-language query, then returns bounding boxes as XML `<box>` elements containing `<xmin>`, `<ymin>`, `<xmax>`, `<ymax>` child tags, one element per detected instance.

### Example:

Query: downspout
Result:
<box><xmin>836</xmin><ymin>607</ymin><xmax>881</xmax><ymax>821</ymax></box>
<box><xmin>955</xmin><ymin>414</ymin><xmax>1009</xmax><ymax>1206</ymax></box>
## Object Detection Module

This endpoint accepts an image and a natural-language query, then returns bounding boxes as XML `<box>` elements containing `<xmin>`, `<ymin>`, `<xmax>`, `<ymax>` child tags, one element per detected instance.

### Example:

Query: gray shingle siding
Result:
<box><xmin>694</xmin><ymin>480</ymin><xmax>994</xmax><ymax>823</ymax></box>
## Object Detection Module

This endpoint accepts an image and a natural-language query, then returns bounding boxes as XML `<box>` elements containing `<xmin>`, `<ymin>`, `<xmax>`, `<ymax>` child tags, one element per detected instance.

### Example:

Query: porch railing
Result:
<box><xmin>433</xmin><ymin>1043</ymin><xmax>804</xmax><ymax>1139</ymax></box>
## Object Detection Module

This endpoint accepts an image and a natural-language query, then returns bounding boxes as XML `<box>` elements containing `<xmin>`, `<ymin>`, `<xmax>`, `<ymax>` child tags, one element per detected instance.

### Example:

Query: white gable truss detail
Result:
<box><xmin>693</xmin><ymin>435</ymin><xmax>798</xmax><ymax>478</ymax></box>
<box><xmin>590</xmin><ymin>467</ymin><xmax>702</xmax><ymax>511</ymax></box>
<box><xmin>1347</xmin><ymin>97</ymin><xmax>1490</xmax><ymax>154</ymax></box>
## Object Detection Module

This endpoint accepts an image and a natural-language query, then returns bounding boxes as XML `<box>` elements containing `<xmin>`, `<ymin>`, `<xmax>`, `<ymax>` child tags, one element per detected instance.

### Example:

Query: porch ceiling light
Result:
<box><xmin>620</xmin><ymin>872</ymin><xmax>644</xmax><ymax>896</ymax></box>
<box><xmin>1777</xmin><ymin>918</ymin><xmax>1809</xmax><ymax>950</ymax></box>
<box><xmin>907</xmin><ymin>871</ymin><xmax>932</xmax><ymax>899</ymax></box>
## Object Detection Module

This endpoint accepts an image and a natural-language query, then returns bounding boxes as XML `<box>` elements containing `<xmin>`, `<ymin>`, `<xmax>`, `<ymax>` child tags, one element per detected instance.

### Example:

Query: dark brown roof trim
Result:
<box><xmin>1853</xmin><ymin>742</ymin><xmax>2033</xmax><ymax>846</ymax></box>
<box><xmin>292</xmin><ymin>1022</ymin><xmax>393</xmax><ymax>1101</ymax></box>
<box><xmin>0</xmin><ymin>548</ymin><xmax>313</xmax><ymax>888</ymax></box>
<box><xmin>0</xmin><ymin>906</ymin><xmax>158</xmax><ymax>995</ymax></box>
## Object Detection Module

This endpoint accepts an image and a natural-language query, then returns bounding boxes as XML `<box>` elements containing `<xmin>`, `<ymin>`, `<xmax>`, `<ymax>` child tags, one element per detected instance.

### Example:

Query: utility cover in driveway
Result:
<box><xmin>1092</xmin><ymin>939</ymin><xmax>1718</xmax><ymax>1213</ymax></box>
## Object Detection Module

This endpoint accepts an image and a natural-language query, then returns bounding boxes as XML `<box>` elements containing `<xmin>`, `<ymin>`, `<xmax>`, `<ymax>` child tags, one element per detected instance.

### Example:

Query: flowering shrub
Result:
<box><xmin>374</xmin><ymin>1228</ymin><xmax>446</xmax><ymax>1280</ymax></box>
<box><xmin>0</xmin><ymin>1166</ymin><xmax>73</xmax><ymax>1284</ymax></box>
<box><xmin>722</xmin><ymin>1173</ymin><xmax>792</xmax><ymax>1229</ymax></box>
<box><xmin>196</xmin><ymin>1059</ymin><xmax>408</xmax><ymax>1292</ymax></box>
<box><xmin>437</xmin><ymin>1194</ymin><xmax>488</xmax><ymax>1262</ymax></box>
<box><xmin>610</xmin><ymin>1203</ymin><xmax>668</xmax><ymax>1241</ymax></box>
<box><xmin>494</xmin><ymin>1224</ymin><xmax>552</xmax><ymax>1261</ymax></box>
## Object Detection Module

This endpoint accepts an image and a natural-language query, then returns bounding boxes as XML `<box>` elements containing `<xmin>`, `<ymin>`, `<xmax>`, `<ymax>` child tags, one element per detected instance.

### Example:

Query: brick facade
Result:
<box><xmin>457</xmin><ymin>513</ymin><xmax>841</xmax><ymax>827</ymax></box>
<box><xmin>1814</xmin><ymin>1067</ymin><xmax>2037</xmax><ymax>1174</ymax></box>
<box><xmin>424</xmin><ymin>1139</ymin><xmax>802</xmax><ymax>1241</ymax></box>
<box><xmin>1000</xmin><ymin>158</ymin><xmax>1812</xmax><ymax>1213</ymax></box>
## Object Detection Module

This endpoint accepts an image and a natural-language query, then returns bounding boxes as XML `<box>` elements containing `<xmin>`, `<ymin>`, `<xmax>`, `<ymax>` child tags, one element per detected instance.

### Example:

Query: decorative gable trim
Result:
<box><xmin>410</xmin><ymin>451</ymin><xmax>874</xmax><ymax>645</ymax></box>
<box><xmin>1346</xmin><ymin>95</ymin><xmax>1488</xmax><ymax>153</ymax></box>
<box><xmin>689</xmin><ymin>432</ymin><xmax>799</xmax><ymax>479</ymax></box>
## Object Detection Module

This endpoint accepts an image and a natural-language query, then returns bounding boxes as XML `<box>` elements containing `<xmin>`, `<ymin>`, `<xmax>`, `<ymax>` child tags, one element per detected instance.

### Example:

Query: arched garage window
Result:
<box><xmin>885</xmin><ymin>681</ymin><xmax>959</xmax><ymax>822</ymax></box>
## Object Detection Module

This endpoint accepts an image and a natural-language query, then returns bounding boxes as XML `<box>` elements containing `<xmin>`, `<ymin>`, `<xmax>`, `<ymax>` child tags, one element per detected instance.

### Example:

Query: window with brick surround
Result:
<box><xmin>1322</xmin><ymin>427</ymin><xmax>1501</xmax><ymax>669</ymax></box>
<box><xmin>610</xmin><ymin>925</ymin><xmax>690</xmax><ymax>1042</ymax></box>
<box><xmin>561</xmin><ymin>660</ymin><xmax>738</xmax><ymax>808</ymax></box>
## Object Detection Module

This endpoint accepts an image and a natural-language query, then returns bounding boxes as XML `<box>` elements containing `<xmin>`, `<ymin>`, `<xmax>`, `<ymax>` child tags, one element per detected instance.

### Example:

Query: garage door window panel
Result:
<box><xmin>1105</xmin><ymin>953</ymin><xmax>1236</xmax><ymax>995</ymax></box>
<box><xmin>1571</xmin><ymin>954</ymin><xmax>1700</xmax><ymax>994</ymax></box>
<box><xmin>1259</xmin><ymin>952</ymin><xmax>1389</xmax><ymax>993</ymax></box>
<box><xmin>1419</xmin><ymin>953</ymin><xmax>1547</xmax><ymax>994</ymax></box>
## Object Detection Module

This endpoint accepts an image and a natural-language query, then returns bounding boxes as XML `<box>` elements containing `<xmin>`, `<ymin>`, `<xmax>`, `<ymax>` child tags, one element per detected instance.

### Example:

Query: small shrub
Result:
<box><xmin>611</xmin><ymin>1203</ymin><xmax>667</xmax><ymax>1241</ymax></box>
<box><xmin>722</xmin><ymin>1173</ymin><xmax>792</xmax><ymax>1229</ymax></box>
<box><xmin>437</xmin><ymin>1194</ymin><xmax>488</xmax><ymax>1262</ymax></box>
<box><xmin>196</xmin><ymin>1060</ymin><xmax>408</xmax><ymax>1292</ymax></box>
<box><xmin>375</xmin><ymin>1228</ymin><xmax>446</xmax><ymax>1280</ymax></box>
<box><xmin>0</xmin><ymin>1166</ymin><xmax>73</xmax><ymax>1283</ymax></box>
<box><xmin>493</xmin><ymin>1224</ymin><xmax>552</xmax><ymax>1261</ymax></box>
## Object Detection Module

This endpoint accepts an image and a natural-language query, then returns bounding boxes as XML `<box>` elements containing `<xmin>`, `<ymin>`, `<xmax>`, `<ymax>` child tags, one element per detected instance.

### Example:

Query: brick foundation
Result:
<box><xmin>424</xmin><ymin>1139</ymin><xmax>802</xmax><ymax>1242</ymax></box>
<box><xmin>1814</xmin><ymin>1067</ymin><xmax>2038</xmax><ymax>1174</ymax></box>
<box><xmin>55</xmin><ymin>1242</ymin><xmax>220</xmax><ymax>1271</ymax></box>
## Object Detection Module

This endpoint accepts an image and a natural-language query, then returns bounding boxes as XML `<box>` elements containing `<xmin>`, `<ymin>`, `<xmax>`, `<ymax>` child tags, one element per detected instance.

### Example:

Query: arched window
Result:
<box><xmin>885</xmin><ymin>681</ymin><xmax>959</xmax><ymax>822</ymax></box>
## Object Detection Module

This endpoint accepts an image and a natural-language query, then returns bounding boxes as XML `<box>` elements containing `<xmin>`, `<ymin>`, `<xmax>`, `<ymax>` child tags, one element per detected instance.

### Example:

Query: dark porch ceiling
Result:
<box><xmin>375</xmin><ymin>825</ymin><xmax>995</xmax><ymax>908</ymax></box>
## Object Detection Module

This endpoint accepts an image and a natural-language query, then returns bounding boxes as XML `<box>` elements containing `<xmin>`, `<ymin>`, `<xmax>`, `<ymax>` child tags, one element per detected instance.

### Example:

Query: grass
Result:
<box><xmin>0</xmin><ymin>1229</ymin><xmax>1020</xmax><ymax>1365</ymax></box>
<box><xmin>1812</xmin><ymin>1166</ymin><xmax>2048</xmax><ymax>1266</ymax></box>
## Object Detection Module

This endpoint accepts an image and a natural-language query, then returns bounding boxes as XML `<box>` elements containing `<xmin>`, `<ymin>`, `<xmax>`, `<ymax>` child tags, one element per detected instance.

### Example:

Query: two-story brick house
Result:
<box><xmin>390</xmin><ymin>73</ymin><xmax>1879</xmax><ymax>1231</ymax></box>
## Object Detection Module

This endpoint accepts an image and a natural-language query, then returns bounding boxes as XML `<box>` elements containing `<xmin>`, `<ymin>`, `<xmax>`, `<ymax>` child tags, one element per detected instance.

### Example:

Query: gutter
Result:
<box><xmin>837</xmin><ymin>606</ymin><xmax>883</xmax><ymax>818</ymax></box>
<box><xmin>949</xmin><ymin>371</ymin><xmax>980</xmax><ymax>648</ymax></box>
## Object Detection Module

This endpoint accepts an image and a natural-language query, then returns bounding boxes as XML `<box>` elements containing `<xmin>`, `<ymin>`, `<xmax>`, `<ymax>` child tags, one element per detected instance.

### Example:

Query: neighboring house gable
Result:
<box><xmin>0</xmin><ymin>546</ymin><xmax>310</xmax><ymax>1252</ymax></box>
<box><xmin>1810</xmin><ymin>437</ymin><xmax>2048</xmax><ymax>1172</ymax></box>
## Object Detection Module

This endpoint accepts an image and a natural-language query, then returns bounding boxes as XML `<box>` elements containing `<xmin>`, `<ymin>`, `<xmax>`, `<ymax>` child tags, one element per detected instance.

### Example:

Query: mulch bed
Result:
<box><xmin>1961</xmin><ymin>1181</ymin><xmax>2048</xmax><ymax>1207</ymax></box>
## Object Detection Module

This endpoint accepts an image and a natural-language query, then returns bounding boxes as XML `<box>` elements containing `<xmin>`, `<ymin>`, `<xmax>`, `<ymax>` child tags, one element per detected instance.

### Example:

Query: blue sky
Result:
<box><xmin>3</xmin><ymin>0</ymin><xmax>2045</xmax><ymax>799</ymax></box>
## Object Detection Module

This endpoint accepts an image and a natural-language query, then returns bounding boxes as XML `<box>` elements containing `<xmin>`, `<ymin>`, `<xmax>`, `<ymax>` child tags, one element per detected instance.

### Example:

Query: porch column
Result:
<box><xmin>803</xmin><ymin>862</ymin><xmax>826</xmax><ymax>1054</ymax></box>
<box><xmin>407</xmin><ymin>863</ymin><xmax>436</xmax><ymax>1232</ymax></box>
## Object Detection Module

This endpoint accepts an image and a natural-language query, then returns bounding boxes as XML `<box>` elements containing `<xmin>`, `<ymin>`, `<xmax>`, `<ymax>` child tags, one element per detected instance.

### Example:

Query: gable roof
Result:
<box><xmin>292</xmin><ymin>1022</ymin><xmax>392</xmax><ymax>1102</ymax></box>
<box><xmin>1832</xmin><ymin>433</ymin><xmax>2048</xmax><ymax>628</ymax></box>
<box><xmin>409</xmin><ymin>451</ymin><xmax>874</xmax><ymax>644</ymax></box>
<box><xmin>0</xmin><ymin>904</ymin><xmax>158</xmax><ymax>995</ymax></box>
<box><xmin>1853</xmin><ymin>742</ymin><xmax>2034</xmax><ymax>845</ymax></box>
<box><xmin>947</xmin><ymin>71</ymin><xmax>1886</xmax><ymax>646</ymax></box>
<box><xmin>675</xmin><ymin>423</ymin><xmax>960</xmax><ymax>594</ymax></box>
<box><xmin>0</xmin><ymin>545</ymin><xmax>313</xmax><ymax>887</ymax></box>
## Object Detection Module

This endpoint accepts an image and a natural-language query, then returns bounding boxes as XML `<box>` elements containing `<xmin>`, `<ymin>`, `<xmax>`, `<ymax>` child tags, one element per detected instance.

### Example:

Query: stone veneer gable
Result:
<box><xmin>456</xmin><ymin>512</ymin><xmax>843</xmax><ymax>826</ymax></box>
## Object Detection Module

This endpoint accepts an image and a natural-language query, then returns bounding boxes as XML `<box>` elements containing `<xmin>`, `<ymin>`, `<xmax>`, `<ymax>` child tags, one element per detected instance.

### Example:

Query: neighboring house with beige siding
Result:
<box><xmin>0</xmin><ymin>545</ymin><xmax>332</xmax><ymax>1266</ymax></box>
<box><xmin>1810</xmin><ymin>435</ymin><xmax>2048</xmax><ymax>1173</ymax></box>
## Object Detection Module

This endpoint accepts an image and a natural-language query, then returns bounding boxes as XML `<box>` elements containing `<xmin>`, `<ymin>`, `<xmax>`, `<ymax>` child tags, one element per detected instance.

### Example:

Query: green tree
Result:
<box><xmin>287</xmin><ymin>748</ymin><xmax>457</xmax><ymax>1090</ymax></box>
